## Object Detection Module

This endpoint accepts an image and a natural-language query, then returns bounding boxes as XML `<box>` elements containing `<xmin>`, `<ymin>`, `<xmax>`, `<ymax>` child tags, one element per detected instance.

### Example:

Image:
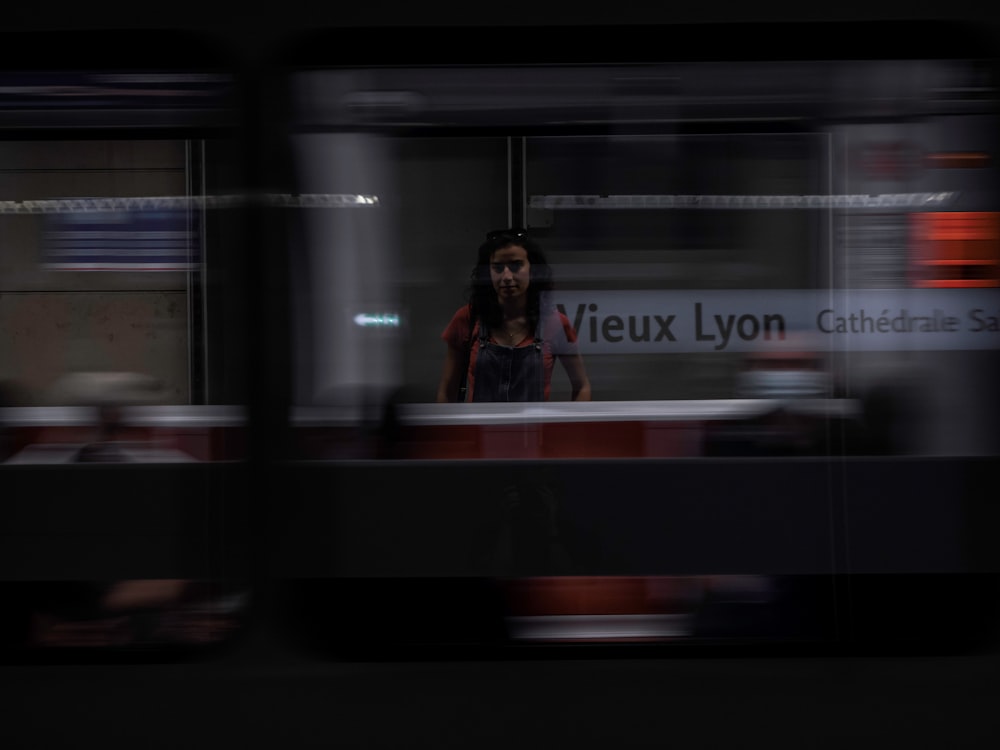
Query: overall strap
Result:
<box><xmin>456</xmin><ymin>306</ymin><xmax>476</xmax><ymax>403</ymax></box>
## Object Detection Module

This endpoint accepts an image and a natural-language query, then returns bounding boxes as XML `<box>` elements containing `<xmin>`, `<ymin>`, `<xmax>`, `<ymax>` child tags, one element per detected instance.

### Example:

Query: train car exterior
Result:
<box><xmin>2</xmin><ymin>20</ymin><xmax>999</xmax><ymax>660</ymax></box>
<box><xmin>267</xmin><ymin>22</ymin><xmax>1000</xmax><ymax>654</ymax></box>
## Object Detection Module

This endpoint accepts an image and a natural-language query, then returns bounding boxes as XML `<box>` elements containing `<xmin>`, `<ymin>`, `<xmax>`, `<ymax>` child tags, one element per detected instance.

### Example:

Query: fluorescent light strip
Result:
<box><xmin>529</xmin><ymin>193</ymin><xmax>958</xmax><ymax>210</ymax></box>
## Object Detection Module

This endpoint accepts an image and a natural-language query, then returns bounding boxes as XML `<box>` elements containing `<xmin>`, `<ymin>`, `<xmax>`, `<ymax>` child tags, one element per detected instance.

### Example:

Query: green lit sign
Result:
<box><xmin>353</xmin><ymin>313</ymin><xmax>400</xmax><ymax>328</ymax></box>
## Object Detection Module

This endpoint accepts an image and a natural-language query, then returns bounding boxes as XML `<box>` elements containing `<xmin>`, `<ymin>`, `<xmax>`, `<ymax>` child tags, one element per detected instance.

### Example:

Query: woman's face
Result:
<box><xmin>489</xmin><ymin>244</ymin><xmax>531</xmax><ymax>302</ymax></box>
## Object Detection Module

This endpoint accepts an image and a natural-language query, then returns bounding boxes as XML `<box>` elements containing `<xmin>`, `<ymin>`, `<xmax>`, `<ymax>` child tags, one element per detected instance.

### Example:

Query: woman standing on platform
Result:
<box><xmin>436</xmin><ymin>228</ymin><xmax>591</xmax><ymax>403</ymax></box>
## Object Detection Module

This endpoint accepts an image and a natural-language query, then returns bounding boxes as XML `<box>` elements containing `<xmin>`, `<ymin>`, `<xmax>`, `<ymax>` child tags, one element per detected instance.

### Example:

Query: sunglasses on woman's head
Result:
<box><xmin>486</xmin><ymin>227</ymin><xmax>529</xmax><ymax>241</ymax></box>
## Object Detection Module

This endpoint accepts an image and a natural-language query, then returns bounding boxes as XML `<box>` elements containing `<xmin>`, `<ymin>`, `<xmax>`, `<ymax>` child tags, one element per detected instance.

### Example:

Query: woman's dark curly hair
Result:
<box><xmin>466</xmin><ymin>230</ymin><xmax>554</xmax><ymax>332</ymax></box>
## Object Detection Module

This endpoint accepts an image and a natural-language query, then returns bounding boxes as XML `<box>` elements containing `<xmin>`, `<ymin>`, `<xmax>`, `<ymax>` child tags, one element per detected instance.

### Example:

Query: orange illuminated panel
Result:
<box><xmin>910</xmin><ymin>212</ymin><xmax>1000</xmax><ymax>288</ymax></box>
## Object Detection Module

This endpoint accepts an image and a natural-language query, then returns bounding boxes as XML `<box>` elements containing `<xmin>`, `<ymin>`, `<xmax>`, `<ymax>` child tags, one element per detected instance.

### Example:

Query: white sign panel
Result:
<box><xmin>551</xmin><ymin>289</ymin><xmax>1000</xmax><ymax>353</ymax></box>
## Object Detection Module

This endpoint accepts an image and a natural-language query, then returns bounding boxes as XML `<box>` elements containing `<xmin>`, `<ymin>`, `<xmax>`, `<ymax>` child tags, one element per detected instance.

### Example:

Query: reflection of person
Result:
<box><xmin>469</xmin><ymin>464</ymin><xmax>576</xmax><ymax>577</ymax></box>
<box><xmin>437</xmin><ymin>228</ymin><xmax>591</xmax><ymax>403</ymax></box>
<box><xmin>28</xmin><ymin>579</ymin><xmax>245</xmax><ymax>649</ymax></box>
<box><xmin>705</xmin><ymin>333</ymin><xmax>840</xmax><ymax>456</ymax></box>
<box><xmin>5</xmin><ymin>371</ymin><xmax>194</xmax><ymax>464</ymax></box>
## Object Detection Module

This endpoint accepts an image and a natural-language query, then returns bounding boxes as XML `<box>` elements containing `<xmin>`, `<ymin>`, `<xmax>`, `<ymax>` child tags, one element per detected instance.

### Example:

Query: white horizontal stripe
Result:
<box><xmin>290</xmin><ymin>399</ymin><xmax>861</xmax><ymax>427</ymax></box>
<box><xmin>506</xmin><ymin>613</ymin><xmax>692</xmax><ymax>640</ymax></box>
<box><xmin>0</xmin><ymin>405</ymin><xmax>246</xmax><ymax>427</ymax></box>
<box><xmin>530</xmin><ymin>192</ymin><xmax>958</xmax><ymax>210</ymax></box>
<box><xmin>0</xmin><ymin>194</ymin><xmax>380</xmax><ymax>213</ymax></box>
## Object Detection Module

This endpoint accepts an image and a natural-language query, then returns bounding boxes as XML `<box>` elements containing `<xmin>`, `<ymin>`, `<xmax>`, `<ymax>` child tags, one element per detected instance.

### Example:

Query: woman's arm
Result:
<box><xmin>561</xmin><ymin>351</ymin><xmax>592</xmax><ymax>402</ymax></box>
<box><xmin>436</xmin><ymin>345</ymin><xmax>464</xmax><ymax>403</ymax></box>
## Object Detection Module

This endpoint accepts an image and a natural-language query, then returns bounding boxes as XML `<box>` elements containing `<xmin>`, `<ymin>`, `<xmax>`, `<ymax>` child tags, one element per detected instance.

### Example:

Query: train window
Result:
<box><xmin>268</xmin><ymin>23</ymin><xmax>1000</xmax><ymax>656</ymax></box>
<box><xmin>0</xmin><ymin>31</ymin><xmax>253</xmax><ymax>660</ymax></box>
<box><xmin>278</xmin><ymin>29</ymin><xmax>1000</xmax><ymax>460</ymax></box>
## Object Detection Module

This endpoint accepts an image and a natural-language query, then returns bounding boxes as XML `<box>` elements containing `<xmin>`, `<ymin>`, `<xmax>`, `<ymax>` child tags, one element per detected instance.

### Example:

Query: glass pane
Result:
<box><xmin>0</xmin><ymin>31</ymin><xmax>252</xmax><ymax>660</ymax></box>
<box><xmin>270</xmin><ymin>24</ymin><xmax>1000</xmax><ymax>657</ymax></box>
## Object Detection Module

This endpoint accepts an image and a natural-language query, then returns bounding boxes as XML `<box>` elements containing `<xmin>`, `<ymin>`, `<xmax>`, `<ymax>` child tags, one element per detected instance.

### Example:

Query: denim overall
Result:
<box><xmin>470</xmin><ymin>319</ymin><xmax>544</xmax><ymax>402</ymax></box>
<box><xmin>466</xmin><ymin>317</ymin><xmax>572</xmax><ymax>575</ymax></box>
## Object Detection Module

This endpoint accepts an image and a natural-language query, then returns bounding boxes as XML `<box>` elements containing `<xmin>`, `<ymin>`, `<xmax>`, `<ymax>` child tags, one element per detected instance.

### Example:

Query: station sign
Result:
<box><xmin>550</xmin><ymin>288</ymin><xmax>1000</xmax><ymax>353</ymax></box>
<box><xmin>43</xmin><ymin>205</ymin><xmax>200</xmax><ymax>271</ymax></box>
